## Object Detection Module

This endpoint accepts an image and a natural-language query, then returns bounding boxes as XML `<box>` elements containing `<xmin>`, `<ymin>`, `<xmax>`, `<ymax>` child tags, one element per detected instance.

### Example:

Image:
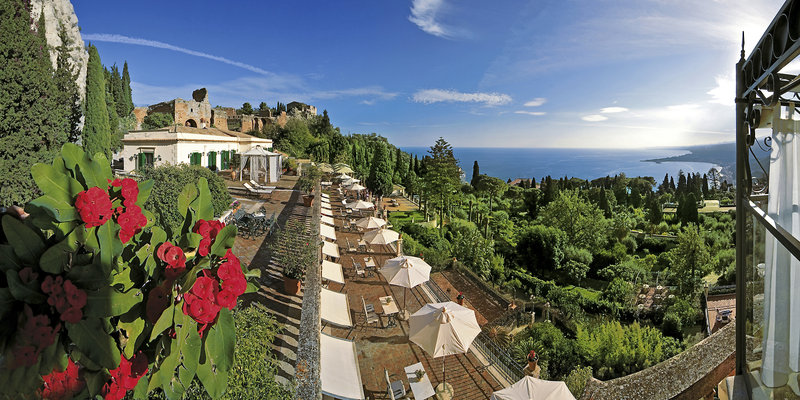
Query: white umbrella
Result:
<box><xmin>381</xmin><ymin>255</ymin><xmax>431</xmax><ymax>319</ymax></box>
<box><xmin>362</xmin><ymin>228</ymin><xmax>399</xmax><ymax>245</ymax></box>
<box><xmin>336</xmin><ymin>173</ymin><xmax>351</xmax><ymax>181</ymax></box>
<box><xmin>355</xmin><ymin>216</ymin><xmax>386</xmax><ymax>230</ymax></box>
<box><xmin>490</xmin><ymin>377</ymin><xmax>575</xmax><ymax>400</ymax></box>
<box><xmin>334</xmin><ymin>164</ymin><xmax>353</xmax><ymax>174</ymax></box>
<box><xmin>409</xmin><ymin>302</ymin><xmax>481</xmax><ymax>396</ymax></box>
<box><xmin>346</xmin><ymin>200</ymin><xmax>374</xmax><ymax>210</ymax></box>
<box><xmin>347</xmin><ymin>183</ymin><xmax>367</xmax><ymax>192</ymax></box>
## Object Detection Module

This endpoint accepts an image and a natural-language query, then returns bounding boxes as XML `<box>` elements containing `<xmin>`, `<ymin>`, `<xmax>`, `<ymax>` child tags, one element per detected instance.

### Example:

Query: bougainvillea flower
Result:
<box><xmin>120</xmin><ymin>178</ymin><xmax>138</xmax><ymax>202</ymax></box>
<box><xmin>183</xmin><ymin>293</ymin><xmax>221</xmax><ymax>324</ymax></box>
<box><xmin>216</xmin><ymin>289</ymin><xmax>237</xmax><ymax>309</ymax></box>
<box><xmin>157</xmin><ymin>242</ymin><xmax>186</xmax><ymax>279</ymax></box>
<box><xmin>63</xmin><ymin>280</ymin><xmax>87</xmax><ymax>309</ymax></box>
<box><xmin>197</xmin><ymin>237</ymin><xmax>211</xmax><ymax>257</ymax></box>
<box><xmin>101</xmin><ymin>352</ymin><xmax>149</xmax><ymax>399</ymax></box>
<box><xmin>222</xmin><ymin>275</ymin><xmax>247</xmax><ymax>297</ymax></box>
<box><xmin>42</xmin><ymin>358</ymin><xmax>85</xmax><ymax>400</ymax></box>
<box><xmin>75</xmin><ymin>186</ymin><xmax>113</xmax><ymax>228</ymax></box>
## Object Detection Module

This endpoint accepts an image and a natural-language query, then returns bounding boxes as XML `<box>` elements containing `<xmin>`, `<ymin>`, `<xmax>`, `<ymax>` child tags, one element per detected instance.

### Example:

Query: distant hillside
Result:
<box><xmin>644</xmin><ymin>140</ymin><xmax>772</xmax><ymax>181</ymax></box>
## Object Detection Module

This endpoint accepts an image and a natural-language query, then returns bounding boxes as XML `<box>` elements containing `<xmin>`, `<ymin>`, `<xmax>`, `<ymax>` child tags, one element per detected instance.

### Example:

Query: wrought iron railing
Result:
<box><xmin>423</xmin><ymin>278</ymin><xmax>524</xmax><ymax>385</ymax></box>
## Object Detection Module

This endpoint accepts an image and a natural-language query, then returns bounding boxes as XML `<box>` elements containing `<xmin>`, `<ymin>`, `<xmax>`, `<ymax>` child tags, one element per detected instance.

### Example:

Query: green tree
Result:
<box><xmin>422</xmin><ymin>138</ymin><xmax>461</xmax><ymax>236</ymax></box>
<box><xmin>516</xmin><ymin>224</ymin><xmax>567</xmax><ymax>275</ymax></box>
<box><xmin>241</xmin><ymin>102</ymin><xmax>254</xmax><ymax>115</ymax></box>
<box><xmin>564</xmin><ymin>366</ymin><xmax>593</xmax><ymax>398</ymax></box>
<box><xmin>53</xmin><ymin>24</ymin><xmax>82</xmax><ymax>144</ymax></box>
<box><xmin>471</xmin><ymin>160</ymin><xmax>480</xmax><ymax>186</ymax></box>
<box><xmin>83</xmin><ymin>44</ymin><xmax>111</xmax><ymax>159</ymax></box>
<box><xmin>366</xmin><ymin>142</ymin><xmax>393</xmax><ymax>197</ymax></box>
<box><xmin>258</xmin><ymin>101</ymin><xmax>268</xmax><ymax>113</ymax></box>
<box><xmin>602</xmin><ymin>277</ymin><xmax>633</xmax><ymax>304</ymax></box>
<box><xmin>142</xmin><ymin>112</ymin><xmax>174</xmax><ymax>130</ymax></box>
<box><xmin>669</xmin><ymin>224</ymin><xmax>711</xmax><ymax>296</ymax></box>
<box><xmin>105</xmin><ymin>67</ymin><xmax>122</xmax><ymax>152</ymax></box>
<box><xmin>539</xmin><ymin>190</ymin><xmax>608</xmax><ymax>253</ymax></box>
<box><xmin>647</xmin><ymin>194</ymin><xmax>663</xmax><ymax>224</ymax></box>
<box><xmin>0</xmin><ymin>0</ymin><xmax>66</xmax><ymax>206</ymax></box>
<box><xmin>122</xmin><ymin>61</ymin><xmax>133</xmax><ymax>115</ymax></box>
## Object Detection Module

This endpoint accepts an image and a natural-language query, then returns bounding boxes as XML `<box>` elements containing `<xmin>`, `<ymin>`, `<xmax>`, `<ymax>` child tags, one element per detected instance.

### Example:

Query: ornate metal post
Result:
<box><xmin>734</xmin><ymin>34</ymin><xmax>747</xmax><ymax>376</ymax></box>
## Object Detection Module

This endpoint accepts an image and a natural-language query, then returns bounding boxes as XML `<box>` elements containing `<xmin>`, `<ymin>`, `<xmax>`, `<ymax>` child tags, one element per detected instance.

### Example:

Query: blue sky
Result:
<box><xmin>73</xmin><ymin>0</ymin><xmax>781</xmax><ymax>148</ymax></box>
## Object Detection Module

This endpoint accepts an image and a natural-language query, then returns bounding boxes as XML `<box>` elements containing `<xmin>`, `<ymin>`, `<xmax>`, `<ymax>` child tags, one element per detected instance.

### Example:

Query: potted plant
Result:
<box><xmin>299</xmin><ymin>165</ymin><xmax>322</xmax><ymax>207</ymax></box>
<box><xmin>414</xmin><ymin>369</ymin><xmax>426</xmax><ymax>381</ymax></box>
<box><xmin>272</xmin><ymin>220</ymin><xmax>318</xmax><ymax>294</ymax></box>
<box><xmin>456</xmin><ymin>291</ymin><xmax>465</xmax><ymax>305</ymax></box>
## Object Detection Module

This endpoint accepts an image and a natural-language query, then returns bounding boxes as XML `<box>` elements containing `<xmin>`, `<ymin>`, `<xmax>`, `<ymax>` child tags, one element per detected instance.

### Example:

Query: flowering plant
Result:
<box><xmin>456</xmin><ymin>292</ymin><xmax>464</xmax><ymax>300</ymax></box>
<box><xmin>0</xmin><ymin>144</ymin><xmax>258</xmax><ymax>399</ymax></box>
<box><xmin>527</xmin><ymin>350</ymin><xmax>539</xmax><ymax>362</ymax></box>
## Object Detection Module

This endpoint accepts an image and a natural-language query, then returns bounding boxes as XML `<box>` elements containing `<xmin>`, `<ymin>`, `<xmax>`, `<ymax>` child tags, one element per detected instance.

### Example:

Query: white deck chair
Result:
<box><xmin>352</xmin><ymin>257</ymin><xmax>365</xmax><ymax>278</ymax></box>
<box><xmin>385</xmin><ymin>369</ymin><xmax>407</xmax><ymax>400</ymax></box>
<box><xmin>243</xmin><ymin>182</ymin><xmax>273</xmax><ymax>196</ymax></box>
<box><xmin>362</xmin><ymin>296</ymin><xmax>380</xmax><ymax>327</ymax></box>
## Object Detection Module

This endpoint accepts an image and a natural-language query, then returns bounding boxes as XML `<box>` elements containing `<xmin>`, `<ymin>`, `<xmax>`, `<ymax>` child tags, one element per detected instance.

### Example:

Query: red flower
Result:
<box><xmin>216</xmin><ymin>289</ymin><xmax>237</xmax><ymax>309</ymax></box>
<box><xmin>120</xmin><ymin>178</ymin><xmax>138</xmax><ymax>202</ymax></box>
<box><xmin>183</xmin><ymin>293</ymin><xmax>220</xmax><ymax>324</ymax></box>
<box><xmin>222</xmin><ymin>275</ymin><xmax>247</xmax><ymax>297</ymax></box>
<box><xmin>110</xmin><ymin>179</ymin><xmax>122</xmax><ymax>187</ymax></box>
<box><xmin>75</xmin><ymin>187</ymin><xmax>113</xmax><ymax>228</ymax></box>
<box><xmin>197</xmin><ymin>237</ymin><xmax>211</xmax><ymax>257</ymax></box>
<box><xmin>193</xmin><ymin>219</ymin><xmax>212</xmax><ymax>238</ymax></box>
<box><xmin>42</xmin><ymin>358</ymin><xmax>84</xmax><ymax>400</ymax></box>
<box><xmin>64</xmin><ymin>280</ymin><xmax>87</xmax><ymax>309</ymax></box>
<box><xmin>208</xmin><ymin>220</ymin><xmax>224</xmax><ymax>239</ymax></box>
<box><xmin>191</xmin><ymin>276</ymin><xmax>219</xmax><ymax>300</ymax></box>
<box><xmin>43</xmin><ymin>277</ymin><xmax>86</xmax><ymax>323</ymax></box>
<box><xmin>13</xmin><ymin>345</ymin><xmax>38</xmax><ymax>367</ymax></box>
<box><xmin>117</xmin><ymin>204</ymin><xmax>147</xmax><ymax>243</ymax></box>
<box><xmin>145</xmin><ymin>285</ymin><xmax>169</xmax><ymax>324</ymax></box>
<box><xmin>101</xmin><ymin>352</ymin><xmax>148</xmax><ymax>400</ymax></box>
<box><xmin>60</xmin><ymin>307</ymin><xmax>82</xmax><ymax>324</ymax></box>
<box><xmin>157</xmin><ymin>242</ymin><xmax>186</xmax><ymax>279</ymax></box>
<box><xmin>217</xmin><ymin>256</ymin><xmax>243</xmax><ymax>283</ymax></box>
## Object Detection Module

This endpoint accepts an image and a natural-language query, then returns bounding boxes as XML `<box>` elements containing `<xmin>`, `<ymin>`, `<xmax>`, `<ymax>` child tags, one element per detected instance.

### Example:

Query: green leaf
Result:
<box><xmin>6</xmin><ymin>270</ymin><xmax>46</xmax><ymax>304</ymax></box>
<box><xmin>196</xmin><ymin>355</ymin><xmax>228</xmax><ymax>399</ymax></box>
<box><xmin>31</xmin><ymin>163</ymin><xmax>82</xmax><ymax>204</ymax></box>
<box><xmin>61</xmin><ymin>143</ymin><xmax>85</xmax><ymax>172</ymax></box>
<box><xmin>37</xmin><ymin>339</ymin><xmax>63</xmax><ymax>376</ymax></box>
<box><xmin>39</xmin><ymin>225</ymin><xmax>85</xmax><ymax>274</ymax></box>
<box><xmin>137</xmin><ymin>179</ymin><xmax>154</xmax><ymax>206</ymax></box>
<box><xmin>27</xmin><ymin>194</ymin><xmax>78</xmax><ymax>222</ymax></box>
<box><xmin>192</xmin><ymin>177</ymin><xmax>214</xmax><ymax>220</ymax></box>
<box><xmin>150</xmin><ymin>303</ymin><xmax>176</xmax><ymax>342</ymax></box>
<box><xmin>66</xmin><ymin>260</ymin><xmax>109</xmax><ymax>290</ymax></box>
<box><xmin>177</xmin><ymin>183</ymin><xmax>198</xmax><ymax>219</ymax></box>
<box><xmin>2</xmin><ymin>215</ymin><xmax>45</xmax><ymax>265</ymax></box>
<box><xmin>159</xmin><ymin>319</ymin><xmax>185</xmax><ymax>400</ymax></box>
<box><xmin>133</xmin><ymin>375</ymin><xmax>149</xmax><ymax>399</ymax></box>
<box><xmin>84</xmin><ymin>287</ymin><xmax>144</xmax><ymax>318</ymax></box>
<box><xmin>0</xmin><ymin>245</ymin><xmax>22</xmax><ymax>272</ymax></box>
<box><xmin>96</xmin><ymin>222</ymin><xmax>121</xmax><ymax>274</ymax></box>
<box><xmin>120</xmin><ymin>316</ymin><xmax>145</xmax><ymax>359</ymax></box>
<box><xmin>83</xmin><ymin>369</ymin><xmax>107</xmax><ymax>397</ymax></box>
<box><xmin>112</xmin><ymin>266</ymin><xmax>135</xmax><ymax>292</ymax></box>
<box><xmin>209</xmin><ymin>225</ymin><xmax>236</xmax><ymax>257</ymax></box>
<box><xmin>67</xmin><ymin>318</ymin><xmax>121</xmax><ymax>370</ymax></box>
<box><xmin>0</xmin><ymin>288</ymin><xmax>14</xmax><ymax>320</ymax></box>
<box><xmin>176</xmin><ymin>318</ymin><xmax>201</xmax><ymax>389</ymax></box>
<box><xmin>179</xmin><ymin>259</ymin><xmax>210</xmax><ymax>295</ymax></box>
<box><xmin>151</xmin><ymin>226</ymin><xmax>167</xmax><ymax>246</ymax></box>
<box><xmin>206</xmin><ymin>308</ymin><xmax>234</xmax><ymax>373</ymax></box>
<box><xmin>180</xmin><ymin>232</ymin><xmax>204</xmax><ymax>250</ymax></box>
<box><xmin>79</xmin><ymin>152</ymin><xmax>110</xmax><ymax>189</ymax></box>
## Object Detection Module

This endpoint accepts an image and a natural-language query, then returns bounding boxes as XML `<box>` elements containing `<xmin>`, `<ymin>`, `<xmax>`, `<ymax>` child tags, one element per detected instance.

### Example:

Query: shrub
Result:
<box><xmin>141</xmin><ymin>112</ymin><xmax>174</xmax><ymax>130</ymax></box>
<box><xmin>564</xmin><ymin>366</ymin><xmax>593</xmax><ymax>398</ymax></box>
<box><xmin>142</xmin><ymin>164</ymin><xmax>233</xmax><ymax>235</ymax></box>
<box><xmin>602</xmin><ymin>278</ymin><xmax>633</xmax><ymax>304</ymax></box>
<box><xmin>512</xmin><ymin>322</ymin><xmax>579</xmax><ymax>380</ymax></box>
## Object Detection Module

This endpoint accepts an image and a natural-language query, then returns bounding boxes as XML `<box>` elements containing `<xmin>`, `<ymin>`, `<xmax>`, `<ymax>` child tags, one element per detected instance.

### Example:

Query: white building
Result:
<box><xmin>117</xmin><ymin>126</ymin><xmax>276</xmax><ymax>179</ymax></box>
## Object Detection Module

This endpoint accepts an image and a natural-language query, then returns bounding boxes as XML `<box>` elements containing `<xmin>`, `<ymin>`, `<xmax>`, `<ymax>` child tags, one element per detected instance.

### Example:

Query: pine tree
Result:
<box><xmin>366</xmin><ymin>143</ymin><xmax>393</xmax><ymax>197</ymax></box>
<box><xmin>83</xmin><ymin>44</ymin><xmax>112</xmax><ymax>159</ymax></box>
<box><xmin>471</xmin><ymin>160</ymin><xmax>480</xmax><ymax>187</ymax></box>
<box><xmin>122</xmin><ymin>61</ymin><xmax>133</xmax><ymax>115</ymax></box>
<box><xmin>53</xmin><ymin>24</ymin><xmax>82</xmax><ymax>144</ymax></box>
<box><xmin>0</xmin><ymin>0</ymin><xmax>66</xmax><ymax>206</ymax></box>
<box><xmin>241</xmin><ymin>102</ymin><xmax>253</xmax><ymax>115</ymax></box>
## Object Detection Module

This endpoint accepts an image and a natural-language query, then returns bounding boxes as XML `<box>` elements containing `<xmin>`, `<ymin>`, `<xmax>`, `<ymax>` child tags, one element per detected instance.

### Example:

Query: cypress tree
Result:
<box><xmin>111</xmin><ymin>65</ymin><xmax>126</xmax><ymax>117</ymax></box>
<box><xmin>0</xmin><ymin>0</ymin><xmax>66</xmax><ymax>206</ymax></box>
<box><xmin>83</xmin><ymin>44</ymin><xmax>111</xmax><ymax>159</ymax></box>
<box><xmin>54</xmin><ymin>24</ymin><xmax>82</xmax><ymax>144</ymax></box>
<box><xmin>702</xmin><ymin>174</ymin><xmax>709</xmax><ymax>198</ymax></box>
<box><xmin>366</xmin><ymin>143</ymin><xmax>393</xmax><ymax>197</ymax></box>
<box><xmin>531</xmin><ymin>177</ymin><xmax>536</xmax><ymax>188</ymax></box>
<box><xmin>122</xmin><ymin>61</ymin><xmax>133</xmax><ymax>114</ymax></box>
<box><xmin>471</xmin><ymin>160</ymin><xmax>480</xmax><ymax>187</ymax></box>
<box><xmin>105</xmin><ymin>68</ymin><xmax>121</xmax><ymax>152</ymax></box>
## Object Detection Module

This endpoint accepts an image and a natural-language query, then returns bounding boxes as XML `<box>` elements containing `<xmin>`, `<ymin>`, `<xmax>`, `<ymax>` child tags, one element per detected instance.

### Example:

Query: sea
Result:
<box><xmin>400</xmin><ymin>147</ymin><xmax>719</xmax><ymax>182</ymax></box>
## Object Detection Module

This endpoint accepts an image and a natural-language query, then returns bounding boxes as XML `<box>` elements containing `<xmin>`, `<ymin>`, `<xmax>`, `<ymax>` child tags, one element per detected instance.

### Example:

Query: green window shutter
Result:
<box><xmin>221</xmin><ymin>151</ymin><xmax>229</xmax><ymax>169</ymax></box>
<box><xmin>138</xmin><ymin>153</ymin><xmax>145</xmax><ymax>170</ymax></box>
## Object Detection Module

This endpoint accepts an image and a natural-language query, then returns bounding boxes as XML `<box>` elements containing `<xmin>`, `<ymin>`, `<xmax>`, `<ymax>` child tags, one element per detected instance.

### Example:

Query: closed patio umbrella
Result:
<box><xmin>409</xmin><ymin>302</ymin><xmax>481</xmax><ymax>397</ymax></box>
<box><xmin>380</xmin><ymin>255</ymin><xmax>431</xmax><ymax>320</ymax></box>
<box><xmin>336</xmin><ymin>173</ymin><xmax>351</xmax><ymax>181</ymax></box>
<box><xmin>490</xmin><ymin>377</ymin><xmax>575</xmax><ymax>400</ymax></box>
<box><xmin>346</xmin><ymin>183</ymin><xmax>367</xmax><ymax>192</ymax></box>
<box><xmin>334</xmin><ymin>164</ymin><xmax>353</xmax><ymax>174</ymax></box>
<box><xmin>355</xmin><ymin>216</ymin><xmax>386</xmax><ymax>230</ymax></box>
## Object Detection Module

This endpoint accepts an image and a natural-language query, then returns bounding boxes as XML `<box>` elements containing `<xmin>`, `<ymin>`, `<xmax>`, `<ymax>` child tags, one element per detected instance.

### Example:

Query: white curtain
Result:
<box><xmin>761</xmin><ymin>104</ymin><xmax>800</xmax><ymax>387</ymax></box>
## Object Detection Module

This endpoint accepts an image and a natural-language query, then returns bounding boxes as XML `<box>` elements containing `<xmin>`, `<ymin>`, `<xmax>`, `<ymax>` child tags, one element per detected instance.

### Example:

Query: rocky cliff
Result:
<box><xmin>29</xmin><ymin>0</ymin><xmax>88</xmax><ymax>102</ymax></box>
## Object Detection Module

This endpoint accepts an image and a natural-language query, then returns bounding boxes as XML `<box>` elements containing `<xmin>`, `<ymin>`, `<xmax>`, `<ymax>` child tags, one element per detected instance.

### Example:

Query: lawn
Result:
<box><xmin>564</xmin><ymin>285</ymin><xmax>602</xmax><ymax>301</ymax></box>
<box><xmin>388</xmin><ymin>210</ymin><xmax>426</xmax><ymax>225</ymax></box>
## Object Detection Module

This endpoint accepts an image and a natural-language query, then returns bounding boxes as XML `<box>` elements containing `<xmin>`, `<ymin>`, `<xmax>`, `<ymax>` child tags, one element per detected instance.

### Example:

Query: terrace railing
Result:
<box><xmin>423</xmin><ymin>278</ymin><xmax>524</xmax><ymax>385</ymax></box>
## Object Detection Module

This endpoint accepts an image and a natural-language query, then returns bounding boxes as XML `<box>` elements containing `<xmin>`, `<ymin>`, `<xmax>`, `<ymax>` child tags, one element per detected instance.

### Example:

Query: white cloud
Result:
<box><xmin>707</xmin><ymin>74</ymin><xmax>735</xmax><ymax>106</ymax></box>
<box><xmin>600</xmin><ymin>107</ymin><xmax>628</xmax><ymax>114</ymax></box>
<box><xmin>524</xmin><ymin>98</ymin><xmax>546</xmax><ymax>107</ymax></box>
<box><xmin>409</xmin><ymin>0</ymin><xmax>451</xmax><ymax>38</ymax></box>
<box><xmin>582</xmin><ymin>114</ymin><xmax>608</xmax><ymax>122</ymax></box>
<box><xmin>412</xmin><ymin>89</ymin><xmax>511</xmax><ymax>106</ymax></box>
<box><xmin>83</xmin><ymin>33</ymin><xmax>274</xmax><ymax>76</ymax></box>
<box><xmin>515</xmin><ymin>110</ymin><xmax>546</xmax><ymax>116</ymax></box>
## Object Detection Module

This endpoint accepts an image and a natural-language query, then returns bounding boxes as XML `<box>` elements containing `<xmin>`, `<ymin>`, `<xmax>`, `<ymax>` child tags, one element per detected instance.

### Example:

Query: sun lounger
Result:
<box><xmin>362</xmin><ymin>296</ymin><xmax>379</xmax><ymax>327</ymax></box>
<box><xmin>352</xmin><ymin>257</ymin><xmax>365</xmax><ymax>277</ymax></box>
<box><xmin>243</xmin><ymin>182</ymin><xmax>274</xmax><ymax>196</ymax></box>
<box><xmin>346</xmin><ymin>238</ymin><xmax>357</xmax><ymax>253</ymax></box>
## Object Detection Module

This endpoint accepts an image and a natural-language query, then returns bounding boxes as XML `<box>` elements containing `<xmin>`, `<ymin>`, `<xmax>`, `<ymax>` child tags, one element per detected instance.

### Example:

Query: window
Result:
<box><xmin>137</xmin><ymin>151</ymin><xmax>154</xmax><ymax>170</ymax></box>
<box><xmin>189</xmin><ymin>152</ymin><xmax>202</xmax><ymax>166</ymax></box>
<box><xmin>221</xmin><ymin>150</ymin><xmax>230</xmax><ymax>170</ymax></box>
<box><xmin>208</xmin><ymin>151</ymin><xmax>217</xmax><ymax>168</ymax></box>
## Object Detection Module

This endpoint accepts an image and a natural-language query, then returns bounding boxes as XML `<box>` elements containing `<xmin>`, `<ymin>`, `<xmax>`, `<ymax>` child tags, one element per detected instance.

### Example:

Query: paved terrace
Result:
<box><xmin>323</xmin><ymin>186</ymin><xmax>504</xmax><ymax>399</ymax></box>
<box><xmin>232</xmin><ymin>175</ymin><xmax>308</xmax><ymax>387</ymax></box>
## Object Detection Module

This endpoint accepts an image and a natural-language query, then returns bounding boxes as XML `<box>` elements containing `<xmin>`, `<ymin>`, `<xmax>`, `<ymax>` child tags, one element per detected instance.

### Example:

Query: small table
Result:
<box><xmin>364</xmin><ymin>257</ymin><xmax>376</xmax><ymax>275</ymax></box>
<box><xmin>405</xmin><ymin>362</ymin><xmax>435</xmax><ymax>400</ymax></box>
<box><xmin>379</xmin><ymin>296</ymin><xmax>399</xmax><ymax>328</ymax></box>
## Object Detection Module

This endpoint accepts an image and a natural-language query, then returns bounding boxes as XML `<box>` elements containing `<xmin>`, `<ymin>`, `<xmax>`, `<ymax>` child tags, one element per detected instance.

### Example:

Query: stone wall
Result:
<box><xmin>275</xmin><ymin>111</ymin><xmax>288</xmax><ymax>128</ymax></box>
<box><xmin>579</xmin><ymin>321</ymin><xmax>735</xmax><ymax>400</ymax></box>
<box><xmin>132</xmin><ymin>107</ymin><xmax>148</xmax><ymax>130</ymax></box>
<box><xmin>211</xmin><ymin>109</ymin><xmax>228</xmax><ymax>130</ymax></box>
